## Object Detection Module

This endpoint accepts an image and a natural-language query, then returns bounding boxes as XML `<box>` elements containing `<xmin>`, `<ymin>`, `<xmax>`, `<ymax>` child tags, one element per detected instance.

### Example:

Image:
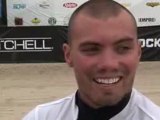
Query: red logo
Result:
<box><xmin>63</xmin><ymin>3</ymin><xmax>78</xmax><ymax>8</ymax></box>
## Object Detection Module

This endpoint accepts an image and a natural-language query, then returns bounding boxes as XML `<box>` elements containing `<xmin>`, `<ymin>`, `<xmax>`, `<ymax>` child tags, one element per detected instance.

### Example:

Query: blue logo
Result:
<box><xmin>13</xmin><ymin>4</ymin><xmax>26</xmax><ymax>9</ymax></box>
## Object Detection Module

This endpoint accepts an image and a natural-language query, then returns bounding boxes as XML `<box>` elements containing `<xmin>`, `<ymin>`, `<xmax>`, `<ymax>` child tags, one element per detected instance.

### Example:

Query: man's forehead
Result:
<box><xmin>68</xmin><ymin>9</ymin><xmax>136</xmax><ymax>45</ymax></box>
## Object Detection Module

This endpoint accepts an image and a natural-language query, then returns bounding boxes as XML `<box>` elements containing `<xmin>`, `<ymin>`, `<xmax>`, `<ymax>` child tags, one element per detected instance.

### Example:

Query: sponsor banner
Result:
<box><xmin>0</xmin><ymin>25</ymin><xmax>160</xmax><ymax>62</ymax></box>
<box><xmin>6</xmin><ymin>0</ymin><xmax>160</xmax><ymax>27</ymax></box>
<box><xmin>138</xmin><ymin>26</ymin><xmax>160</xmax><ymax>61</ymax></box>
<box><xmin>114</xmin><ymin>0</ymin><xmax>160</xmax><ymax>27</ymax></box>
<box><xmin>0</xmin><ymin>37</ymin><xmax>54</xmax><ymax>52</ymax></box>
<box><xmin>0</xmin><ymin>26</ymin><xmax>67</xmax><ymax>63</ymax></box>
<box><xmin>6</xmin><ymin>0</ymin><xmax>88</xmax><ymax>27</ymax></box>
<box><xmin>139</xmin><ymin>38</ymin><xmax>160</xmax><ymax>48</ymax></box>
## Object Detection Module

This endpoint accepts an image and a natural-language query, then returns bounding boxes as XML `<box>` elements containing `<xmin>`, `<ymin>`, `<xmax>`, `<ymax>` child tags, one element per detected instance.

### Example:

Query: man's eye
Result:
<box><xmin>117</xmin><ymin>46</ymin><xmax>132</xmax><ymax>54</ymax></box>
<box><xmin>80</xmin><ymin>47</ymin><xmax>100</xmax><ymax>55</ymax></box>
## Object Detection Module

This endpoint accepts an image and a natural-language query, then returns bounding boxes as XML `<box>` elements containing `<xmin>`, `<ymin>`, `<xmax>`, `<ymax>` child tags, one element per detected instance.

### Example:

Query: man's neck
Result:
<box><xmin>76</xmin><ymin>91</ymin><xmax>131</xmax><ymax>120</ymax></box>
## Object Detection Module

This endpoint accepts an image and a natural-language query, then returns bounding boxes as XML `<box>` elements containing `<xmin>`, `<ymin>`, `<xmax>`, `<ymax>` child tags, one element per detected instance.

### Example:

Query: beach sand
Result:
<box><xmin>0</xmin><ymin>62</ymin><xmax>159</xmax><ymax>120</ymax></box>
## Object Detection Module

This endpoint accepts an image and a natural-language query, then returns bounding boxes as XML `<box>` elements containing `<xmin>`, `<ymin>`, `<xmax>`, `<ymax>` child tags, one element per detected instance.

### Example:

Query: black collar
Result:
<box><xmin>76</xmin><ymin>91</ymin><xmax>131</xmax><ymax>120</ymax></box>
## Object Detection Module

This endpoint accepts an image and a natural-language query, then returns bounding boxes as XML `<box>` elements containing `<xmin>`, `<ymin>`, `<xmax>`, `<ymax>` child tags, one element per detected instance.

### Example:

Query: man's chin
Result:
<box><xmin>92</xmin><ymin>96</ymin><xmax>123</xmax><ymax>108</ymax></box>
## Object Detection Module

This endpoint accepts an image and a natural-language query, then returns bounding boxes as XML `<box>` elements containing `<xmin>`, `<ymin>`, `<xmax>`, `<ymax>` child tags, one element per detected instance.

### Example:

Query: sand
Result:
<box><xmin>0</xmin><ymin>62</ymin><xmax>159</xmax><ymax>120</ymax></box>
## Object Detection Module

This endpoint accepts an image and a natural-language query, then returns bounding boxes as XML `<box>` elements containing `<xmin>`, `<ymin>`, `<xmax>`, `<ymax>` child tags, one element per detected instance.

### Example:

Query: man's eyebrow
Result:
<box><xmin>78</xmin><ymin>38</ymin><xmax>135</xmax><ymax>48</ymax></box>
<box><xmin>79</xmin><ymin>41</ymin><xmax>101</xmax><ymax>47</ymax></box>
<box><xmin>115</xmin><ymin>38</ymin><xmax>135</xmax><ymax>44</ymax></box>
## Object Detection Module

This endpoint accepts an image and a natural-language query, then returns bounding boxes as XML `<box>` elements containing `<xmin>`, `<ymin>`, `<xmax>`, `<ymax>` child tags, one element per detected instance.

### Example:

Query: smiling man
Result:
<box><xmin>23</xmin><ymin>0</ymin><xmax>160</xmax><ymax>120</ymax></box>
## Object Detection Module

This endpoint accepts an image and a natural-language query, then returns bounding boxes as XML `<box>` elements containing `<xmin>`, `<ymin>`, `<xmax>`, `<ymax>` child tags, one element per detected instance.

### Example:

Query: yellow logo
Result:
<box><xmin>146</xmin><ymin>2</ymin><xmax>160</xmax><ymax>7</ymax></box>
<box><xmin>121</xmin><ymin>3</ymin><xmax>131</xmax><ymax>8</ymax></box>
<box><xmin>31</xmin><ymin>18</ymin><xmax>41</xmax><ymax>24</ymax></box>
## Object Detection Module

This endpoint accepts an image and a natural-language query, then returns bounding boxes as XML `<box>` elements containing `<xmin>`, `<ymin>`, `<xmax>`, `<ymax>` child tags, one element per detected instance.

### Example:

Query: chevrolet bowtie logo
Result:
<box><xmin>146</xmin><ymin>2</ymin><xmax>160</xmax><ymax>7</ymax></box>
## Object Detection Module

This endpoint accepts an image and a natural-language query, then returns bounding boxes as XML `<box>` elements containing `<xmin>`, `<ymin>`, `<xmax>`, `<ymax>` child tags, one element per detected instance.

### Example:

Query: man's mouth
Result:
<box><xmin>93</xmin><ymin>77</ymin><xmax>121</xmax><ymax>85</ymax></box>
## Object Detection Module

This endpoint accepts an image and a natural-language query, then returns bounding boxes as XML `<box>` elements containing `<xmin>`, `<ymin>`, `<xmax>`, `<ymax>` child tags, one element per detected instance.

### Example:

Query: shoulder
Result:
<box><xmin>133</xmin><ymin>89</ymin><xmax>160</xmax><ymax>119</ymax></box>
<box><xmin>38</xmin><ymin>94</ymin><xmax>75</xmax><ymax>110</ymax></box>
<box><xmin>23</xmin><ymin>93</ymin><xmax>77</xmax><ymax>120</ymax></box>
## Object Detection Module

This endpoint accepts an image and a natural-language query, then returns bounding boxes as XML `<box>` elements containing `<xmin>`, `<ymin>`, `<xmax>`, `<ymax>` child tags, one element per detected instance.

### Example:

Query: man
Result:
<box><xmin>23</xmin><ymin>0</ymin><xmax>160</xmax><ymax>120</ymax></box>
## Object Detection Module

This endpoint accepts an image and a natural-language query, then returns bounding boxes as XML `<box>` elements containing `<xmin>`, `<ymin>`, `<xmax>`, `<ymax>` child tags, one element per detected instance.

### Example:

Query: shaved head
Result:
<box><xmin>67</xmin><ymin>0</ymin><xmax>137</xmax><ymax>44</ymax></box>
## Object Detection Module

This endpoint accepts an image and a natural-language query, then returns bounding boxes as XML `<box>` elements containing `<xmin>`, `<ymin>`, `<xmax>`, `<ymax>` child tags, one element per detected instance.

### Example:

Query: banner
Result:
<box><xmin>138</xmin><ymin>26</ymin><xmax>160</xmax><ymax>61</ymax></box>
<box><xmin>0</xmin><ymin>26</ymin><xmax>67</xmax><ymax>63</ymax></box>
<box><xmin>6</xmin><ymin>0</ymin><xmax>88</xmax><ymax>26</ymax></box>
<box><xmin>114</xmin><ymin>0</ymin><xmax>160</xmax><ymax>27</ymax></box>
<box><xmin>6</xmin><ymin>0</ymin><xmax>160</xmax><ymax>27</ymax></box>
<box><xmin>0</xmin><ymin>0</ymin><xmax>159</xmax><ymax>62</ymax></box>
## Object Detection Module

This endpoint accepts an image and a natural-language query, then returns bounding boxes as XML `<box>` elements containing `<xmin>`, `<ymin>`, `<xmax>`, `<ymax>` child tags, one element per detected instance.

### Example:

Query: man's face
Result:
<box><xmin>63</xmin><ymin>11</ymin><xmax>141</xmax><ymax>108</ymax></box>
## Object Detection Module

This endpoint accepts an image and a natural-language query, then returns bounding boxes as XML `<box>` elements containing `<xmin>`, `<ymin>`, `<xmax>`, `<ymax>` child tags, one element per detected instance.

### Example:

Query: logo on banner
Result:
<box><xmin>146</xmin><ymin>2</ymin><xmax>160</xmax><ymax>7</ymax></box>
<box><xmin>0</xmin><ymin>37</ymin><xmax>54</xmax><ymax>52</ymax></box>
<box><xmin>138</xmin><ymin>18</ymin><xmax>156</xmax><ymax>22</ymax></box>
<box><xmin>63</xmin><ymin>3</ymin><xmax>78</xmax><ymax>8</ymax></box>
<box><xmin>31</xmin><ymin>18</ymin><xmax>41</xmax><ymax>24</ymax></box>
<box><xmin>13</xmin><ymin>4</ymin><xmax>26</xmax><ymax>9</ymax></box>
<box><xmin>121</xmin><ymin>3</ymin><xmax>131</xmax><ymax>8</ymax></box>
<box><xmin>48</xmin><ymin>17</ymin><xmax>57</xmax><ymax>25</ymax></box>
<box><xmin>63</xmin><ymin>15</ymin><xmax>70</xmax><ymax>26</ymax></box>
<box><xmin>14</xmin><ymin>17</ymin><xmax>23</xmax><ymax>25</ymax></box>
<box><xmin>39</xmin><ymin>1</ymin><xmax>50</xmax><ymax>9</ymax></box>
<box><xmin>139</xmin><ymin>38</ymin><xmax>160</xmax><ymax>48</ymax></box>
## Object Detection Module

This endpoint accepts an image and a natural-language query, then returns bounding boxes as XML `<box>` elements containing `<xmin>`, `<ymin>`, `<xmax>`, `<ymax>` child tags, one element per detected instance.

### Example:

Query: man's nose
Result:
<box><xmin>97</xmin><ymin>51</ymin><xmax>120</xmax><ymax>72</ymax></box>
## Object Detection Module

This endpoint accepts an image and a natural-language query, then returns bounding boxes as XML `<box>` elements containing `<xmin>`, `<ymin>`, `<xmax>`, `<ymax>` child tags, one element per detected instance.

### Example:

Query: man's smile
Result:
<box><xmin>93</xmin><ymin>77</ymin><xmax>122</xmax><ymax>85</ymax></box>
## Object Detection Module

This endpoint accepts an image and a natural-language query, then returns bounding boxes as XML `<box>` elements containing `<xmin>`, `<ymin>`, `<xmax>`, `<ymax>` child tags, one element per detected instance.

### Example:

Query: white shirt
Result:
<box><xmin>23</xmin><ymin>89</ymin><xmax>160</xmax><ymax>120</ymax></box>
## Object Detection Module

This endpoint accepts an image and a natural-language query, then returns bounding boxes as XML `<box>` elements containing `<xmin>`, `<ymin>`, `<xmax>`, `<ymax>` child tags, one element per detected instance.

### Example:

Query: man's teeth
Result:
<box><xmin>96</xmin><ymin>77</ymin><xmax>120</xmax><ymax>84</ymax></box>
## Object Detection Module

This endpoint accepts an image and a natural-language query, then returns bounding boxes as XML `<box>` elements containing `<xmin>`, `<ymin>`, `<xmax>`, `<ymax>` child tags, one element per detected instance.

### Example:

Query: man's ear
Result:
<box><xmin>63</xmin><ymin>43</ymin><xmax>73</xmax><ymax>67</ymax></box>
